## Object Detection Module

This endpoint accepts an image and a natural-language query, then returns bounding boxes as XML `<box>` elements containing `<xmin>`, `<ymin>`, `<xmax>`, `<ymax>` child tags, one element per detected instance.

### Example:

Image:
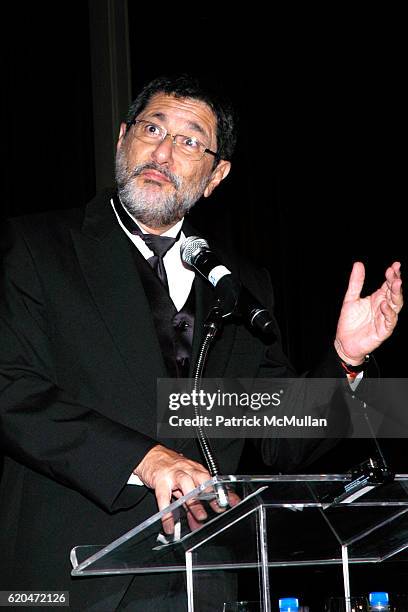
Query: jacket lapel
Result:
<box><xmin>71</xmin><ymin>192</ymin><xmax>167</xmax><ymax>417</ymax></box>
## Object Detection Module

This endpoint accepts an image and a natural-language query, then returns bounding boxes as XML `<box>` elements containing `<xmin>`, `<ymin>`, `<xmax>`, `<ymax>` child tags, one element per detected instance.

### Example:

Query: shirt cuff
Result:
<box><xmin>348</xmin><ymin>371</ymin><xmax>364</xmax><ymax>391</ymax></box>
<box><xmin>127</xmin><ymin>473</ymin><xmax>144</xmax><ymax>486</ymax></box>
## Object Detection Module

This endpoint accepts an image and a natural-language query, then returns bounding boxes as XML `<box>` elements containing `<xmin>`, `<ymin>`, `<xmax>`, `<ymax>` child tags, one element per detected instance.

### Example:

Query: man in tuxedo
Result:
<box><xmin>0</xmin><ymin>74</ymin><xmax>403</xmax><ymax>610</ymax></box>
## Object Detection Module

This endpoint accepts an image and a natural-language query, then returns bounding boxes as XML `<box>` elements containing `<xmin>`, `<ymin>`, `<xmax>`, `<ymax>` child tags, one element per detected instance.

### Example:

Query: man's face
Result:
<box><xmin>115</xmin><ymin>93</ymin><xmax>230</xmax><ymax>230</ymax></box>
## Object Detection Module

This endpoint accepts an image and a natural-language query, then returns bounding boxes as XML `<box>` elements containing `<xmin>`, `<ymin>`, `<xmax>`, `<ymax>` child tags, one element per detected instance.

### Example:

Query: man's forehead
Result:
<box><xmin>139</xmin><ymin>93</ymin><xmax>216</xmax><ymax>138</ymax></box>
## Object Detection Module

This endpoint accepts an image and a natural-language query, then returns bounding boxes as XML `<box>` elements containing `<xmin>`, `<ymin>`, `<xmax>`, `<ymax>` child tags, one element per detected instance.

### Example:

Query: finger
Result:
<box><xmin>391</xmin><ymin>261</ymin><xmax>402</xmax><ymax>278</ymax></box>
<box><xmin>384</xmin><ymin>272</ymin><xmax>403</xmax><ymax>312</ymax></box>
<box><xmin>344</xmin><ymin>262</ymin><xmax>365</xmax><ymax>302</ymax></box>
<box><xmin>385</xmin><ymin>263</ymin><xmax>401</xmax><ymax>287</ymax></box>
<box><xmin>390</xmin><ymin>278</ymin><xmax>403</xmax><ymax>309</ymax></box>
<box><xmin>176</xmin><ymin>471</ymin><xmax>199</xmax><ymax>496</ymax></box>
<box><xmin>209</xmin><ymin>497</ymin><xmax>227</xmax><ymax>513</ymax></box>
<box><xmin>155</xmin><ymin>480</ymin><xmax>175</xmax><ymax>535</ymax></box>
<box><xmin>186</xmin><ymin>509</ymin><xmax>204</xmax><ymax>532</ymax></box>
<box><xmin>379</xmin><ymin>300</ymin><xmax>398</xmax><ymax>331</ymax></box>
<box><xmin>227</xmin><ymin>490</ymin><xmax>241</xmax><ymax>507</ymax></box>
<box><xmin>186</xmin><ymin>499</ymin><xmax>208</xmax><ymax>522</ymax></box>
<box><xmin>185</xmin><ymin>500</ymin><xmax>208</xmax><ymax>530</ymax></box>
<box><xmin>175</xmin><ymin>471</ymin><xmax>210</xmax><ymax>527</ymax></box>
<box><xmin>175</xmin><ymin>471</ymin><xmax>211</xmax><ymax>516</ymax></box>
<box><xmin>172</xmin><ymin>491</ymin><xmax>208</xmax><ymax>531</ymax></box>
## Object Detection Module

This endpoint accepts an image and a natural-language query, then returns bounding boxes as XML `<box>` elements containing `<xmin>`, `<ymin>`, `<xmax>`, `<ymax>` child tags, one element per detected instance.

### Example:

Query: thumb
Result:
<box><xmin>343</xmin><ymin>261</ymin><xmax>365</xmax><ymax>302</ymax></box>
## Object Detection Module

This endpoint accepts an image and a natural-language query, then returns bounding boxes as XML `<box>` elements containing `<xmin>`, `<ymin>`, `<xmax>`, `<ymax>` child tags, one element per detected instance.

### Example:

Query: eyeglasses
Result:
<box><xmin>129</xmin><ymin>119</ymin><xmax>218</xmax><ymax>161</ymax></box>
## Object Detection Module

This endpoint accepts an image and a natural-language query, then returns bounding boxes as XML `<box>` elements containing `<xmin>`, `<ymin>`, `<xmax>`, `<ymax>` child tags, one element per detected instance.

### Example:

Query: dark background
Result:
<box><xmin>3</xmin><ymin>3</ymin><xmax>407</xmax><ymax>607</ymax></box>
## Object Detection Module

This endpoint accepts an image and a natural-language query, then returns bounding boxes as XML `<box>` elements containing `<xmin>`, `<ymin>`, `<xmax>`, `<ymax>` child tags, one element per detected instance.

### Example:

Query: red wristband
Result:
<box><xmin>340</xmin><ymin>355</ymin><xmax>370</xmax><ymax>378</ymax></box>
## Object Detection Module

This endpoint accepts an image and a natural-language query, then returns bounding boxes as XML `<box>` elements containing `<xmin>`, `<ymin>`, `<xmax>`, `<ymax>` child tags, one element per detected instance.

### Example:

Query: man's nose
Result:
<box><xmin>151</xmin><ymin>134</ymin><xmax>174</xmax><ymax>164</ymax></box>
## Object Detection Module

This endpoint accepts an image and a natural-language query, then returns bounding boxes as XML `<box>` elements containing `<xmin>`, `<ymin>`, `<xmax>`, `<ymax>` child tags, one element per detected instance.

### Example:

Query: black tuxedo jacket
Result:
<box><xmin>0</xmin><ymin>191</ymin><xmax>345</xmax><ymax>609</ymax></box>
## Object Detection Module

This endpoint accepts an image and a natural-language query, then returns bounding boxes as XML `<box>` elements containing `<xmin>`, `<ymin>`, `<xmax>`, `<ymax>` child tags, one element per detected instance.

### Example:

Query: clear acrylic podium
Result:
<box><xmin>71</xmin><ymin>474</ymin><xmax>408</xmax><ymax>611</ymax></box>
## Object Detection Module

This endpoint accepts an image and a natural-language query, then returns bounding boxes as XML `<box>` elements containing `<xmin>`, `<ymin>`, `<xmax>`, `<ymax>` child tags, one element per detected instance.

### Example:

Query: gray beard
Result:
<box><xmin>115</xmin><ymin>149</ymin><xmax>209</xmax><ymax>228</ymax></box>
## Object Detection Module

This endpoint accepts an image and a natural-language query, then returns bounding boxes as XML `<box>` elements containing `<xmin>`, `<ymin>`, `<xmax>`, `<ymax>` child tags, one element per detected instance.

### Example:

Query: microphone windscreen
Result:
<box><xmin>180</xmin><ymin>236</ymin><xmax>209</xmax><ymax>265</ymax></box>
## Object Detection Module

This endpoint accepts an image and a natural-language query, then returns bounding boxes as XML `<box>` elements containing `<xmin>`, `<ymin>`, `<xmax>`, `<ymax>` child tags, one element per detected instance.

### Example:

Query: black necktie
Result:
<box><xmin>113</xmin><ymin>195</ymin><xmax>180</xmax><ymax>291</ymax></box>
<box><xmin>142</xmin><ymin>233</ymin><xmax>178</xmax><ymax>292</ymax></box>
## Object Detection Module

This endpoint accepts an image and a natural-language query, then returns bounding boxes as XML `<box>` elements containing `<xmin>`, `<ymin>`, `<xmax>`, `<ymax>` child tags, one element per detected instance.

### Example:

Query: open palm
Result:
<box><xmin>335</xmin><ymin>262</ymin><xmax>403</xmax><ymax>364</ymax></box>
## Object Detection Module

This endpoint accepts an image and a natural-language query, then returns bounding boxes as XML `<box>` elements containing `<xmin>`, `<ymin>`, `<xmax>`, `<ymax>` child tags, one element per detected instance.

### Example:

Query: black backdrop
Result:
<box><xmin>4</xmin><ymin>4</ymin><xmax>407</xmax><ymax>604</ymax></box>
<box><xmin>5</xmin><ymin>9</ymin><xmax>405</xmax><ymax>372</ymax></box>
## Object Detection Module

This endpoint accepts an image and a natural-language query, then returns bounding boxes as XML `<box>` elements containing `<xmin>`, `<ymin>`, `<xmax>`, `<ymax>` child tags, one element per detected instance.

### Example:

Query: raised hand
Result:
<box><xmin>335</xmin><ymin>261</ymin><xmax>403</xmax><ymax>365</ymax></box>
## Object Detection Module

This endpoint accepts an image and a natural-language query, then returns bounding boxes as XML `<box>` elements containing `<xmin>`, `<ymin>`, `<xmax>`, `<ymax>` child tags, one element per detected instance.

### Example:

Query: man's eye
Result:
<box><xmin>145</xmin><ymin>124</ymin><xmax>161</xmax><ymax>136</ymax></box>
<box><xmin>183</xmin><ymin>137</ymin><xmax>200</xmax><ymax>149</ymax></box>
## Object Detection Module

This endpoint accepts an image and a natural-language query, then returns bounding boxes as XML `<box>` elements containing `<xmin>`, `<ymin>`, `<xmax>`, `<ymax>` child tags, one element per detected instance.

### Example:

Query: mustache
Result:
<box><xmin>132</xmin><ymin>162</ymin><xmax>181</xmax><ymax>189</ymax></box>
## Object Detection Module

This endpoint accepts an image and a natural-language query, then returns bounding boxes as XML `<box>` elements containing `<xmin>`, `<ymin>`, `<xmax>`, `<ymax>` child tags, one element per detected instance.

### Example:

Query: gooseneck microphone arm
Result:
<box><xmin>191</xmin><ymin>305</ymin><xmax>229</xmax><ymax>508</ymax></box>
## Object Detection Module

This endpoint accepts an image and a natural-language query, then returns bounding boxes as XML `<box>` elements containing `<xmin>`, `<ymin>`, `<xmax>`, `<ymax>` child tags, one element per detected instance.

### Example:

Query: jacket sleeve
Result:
<box><xmin>0</xmin><ymin>220</ymin><xmax>157</xmax><ymax>512</ymax></box>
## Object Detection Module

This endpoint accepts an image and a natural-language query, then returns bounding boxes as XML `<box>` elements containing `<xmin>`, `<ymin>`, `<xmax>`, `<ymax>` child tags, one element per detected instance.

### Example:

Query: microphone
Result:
<box><xmin>180</xmin><ymin>236</ymin><xmax>275</xmax><ymax>334</ymax></box>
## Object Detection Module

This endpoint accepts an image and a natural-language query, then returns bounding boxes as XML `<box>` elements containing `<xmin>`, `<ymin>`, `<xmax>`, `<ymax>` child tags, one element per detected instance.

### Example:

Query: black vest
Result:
<box><xmin>133</xmin><ymin>249</ymin><xmax>195</xmax><ymax>378</ymax></box>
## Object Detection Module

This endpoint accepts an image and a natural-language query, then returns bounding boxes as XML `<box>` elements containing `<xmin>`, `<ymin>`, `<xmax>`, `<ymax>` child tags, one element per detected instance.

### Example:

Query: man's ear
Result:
<box><xmin>116</xmin><ymin>122</ymin><xmax>127</xmax><ymax>151</ymax></box>
<box><xmin>203</xmin><ymin>160</ymin><xmax>231</xmax><ymax>198</ymax></box>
